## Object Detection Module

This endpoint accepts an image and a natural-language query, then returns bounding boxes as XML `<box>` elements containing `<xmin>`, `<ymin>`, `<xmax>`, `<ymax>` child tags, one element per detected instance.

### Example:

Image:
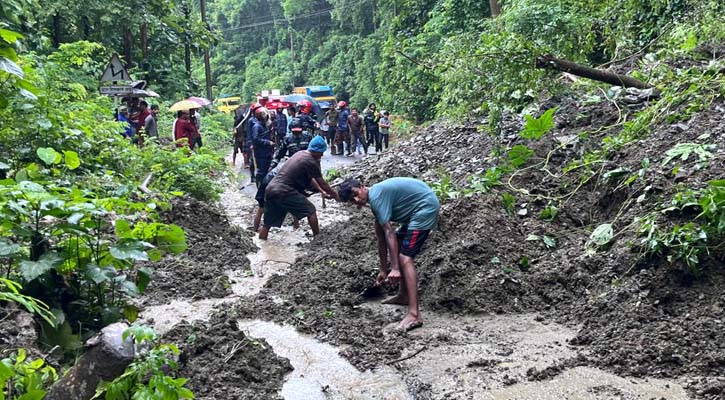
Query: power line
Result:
<box><xmin>218</xmin><ymin>7</ymin><xmax>334</xmax><ymax>33</ymax></box>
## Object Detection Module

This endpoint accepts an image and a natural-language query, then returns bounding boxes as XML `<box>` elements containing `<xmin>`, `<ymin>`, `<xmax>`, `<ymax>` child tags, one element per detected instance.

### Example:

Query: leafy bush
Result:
<box><xmin>0</xmin><ymin>349</ymin><xmax>59</xmax><ymax>400</ymax></box>
<box><xmin>637</xmin><ymin>180</ymin><xmax>725</xmax><ymax>274</ymax></box>
<box><xmin>93</xmin><ymin>326</ymin><xmax>194</xmax><ymax>400</ymax></box>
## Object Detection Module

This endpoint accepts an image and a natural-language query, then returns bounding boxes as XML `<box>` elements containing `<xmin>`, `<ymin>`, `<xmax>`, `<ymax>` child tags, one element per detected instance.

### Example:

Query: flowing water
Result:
<box><xmin>141</xmin><ymin>151</ymin><xmax>692</xmax><ymax>399</ymax></box>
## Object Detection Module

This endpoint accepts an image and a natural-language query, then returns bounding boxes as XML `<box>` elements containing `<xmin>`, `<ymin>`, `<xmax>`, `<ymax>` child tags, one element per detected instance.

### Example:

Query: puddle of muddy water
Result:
<box><xmin>239</xmin><ymin>320</ymin><xmax>412</xmax><ymax>400</ymax></box>
<box><xmin>380</xmin><ymin>311</ymin><xmax>691</xmax><ymax>400</ymax></box>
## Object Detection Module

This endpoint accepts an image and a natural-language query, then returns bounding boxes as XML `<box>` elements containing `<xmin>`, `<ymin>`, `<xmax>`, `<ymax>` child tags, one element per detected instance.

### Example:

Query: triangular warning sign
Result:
<box><xmin>100</xmin><ymin>54</ymin><xmax>131</xmax><ymax>82</ymax></box>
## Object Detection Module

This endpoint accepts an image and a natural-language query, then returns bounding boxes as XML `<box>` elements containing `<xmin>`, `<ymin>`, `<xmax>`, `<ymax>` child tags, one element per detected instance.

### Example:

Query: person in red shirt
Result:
<box><xmin>174</xmin><ymin>111</ymin><xmax>199</xmax><ymax>149</ymax></box>
<box><xmin>136</xmin><ymin>101</ymin><xmax>151</xmax><ymax>133</ymax></box>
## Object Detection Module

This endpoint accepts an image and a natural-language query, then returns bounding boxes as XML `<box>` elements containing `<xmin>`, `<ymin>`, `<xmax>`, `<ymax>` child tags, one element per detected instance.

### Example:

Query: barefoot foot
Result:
<box><xmin>399</xmin><ymin>314</ymin><xmax>423</xmax><ymax>332</ymax></box>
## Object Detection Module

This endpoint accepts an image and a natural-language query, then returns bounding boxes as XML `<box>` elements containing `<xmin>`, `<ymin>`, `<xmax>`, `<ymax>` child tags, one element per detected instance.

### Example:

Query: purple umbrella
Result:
<box><xmin>187</xmin><ymin>96</ymin><xmax>211</xmax><ymax>107</ymax></box>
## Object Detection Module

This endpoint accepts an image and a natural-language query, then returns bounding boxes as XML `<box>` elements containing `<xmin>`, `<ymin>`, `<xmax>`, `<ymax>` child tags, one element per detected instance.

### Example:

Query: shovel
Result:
<box><xmin>356</xmin><ymin>283</ymin><xmax>385</xmax><ymax>300</ymax></box>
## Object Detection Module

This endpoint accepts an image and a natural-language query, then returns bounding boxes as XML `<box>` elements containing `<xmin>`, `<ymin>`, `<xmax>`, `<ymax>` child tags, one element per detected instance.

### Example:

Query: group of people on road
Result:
<box><xmin>234</xmin><ymin>99</ymin><xmax>434</xmax><ymax>331</ymax></box>
<box><xmin>326</xmin><ymin>101</ymin><xmax>391</xmax><ymax>157</ymax></box>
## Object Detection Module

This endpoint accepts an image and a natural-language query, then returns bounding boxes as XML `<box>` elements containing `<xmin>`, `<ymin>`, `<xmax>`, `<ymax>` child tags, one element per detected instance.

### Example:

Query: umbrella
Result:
<box><xmin>169</xmin><ymin>100</ymin><xmax>201</xmax><ymax>112</ymax></box>
<box><xmin>131</xmin><ymin>88</ymin><xmax>159</xmax><ymax>97</ymax></box>
<box><xmin>187</xmin><ymin>96</ymin><xmax>211</xmax><ymax>107</ymax></box>
<box><xmin>282</xmin><ymin>94</ymin><xmax>324</xmax><ymax>121</ymax></box>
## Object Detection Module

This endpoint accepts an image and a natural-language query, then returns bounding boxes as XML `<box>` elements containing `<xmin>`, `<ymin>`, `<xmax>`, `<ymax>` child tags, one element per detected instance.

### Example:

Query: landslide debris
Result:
<box><xmin>142</xmin><ymin>196</ymin><xmax>255</xmax><ymax>304</ymax></box>
<box><xmin>163</xmin><ymin>309</ymin><xmax>292</xmax><ymax>400</ymax></box>
<box><xmin>248</xmin><ymin>91</ymin><xmax>725</xmax><ymax>397</ymax></box>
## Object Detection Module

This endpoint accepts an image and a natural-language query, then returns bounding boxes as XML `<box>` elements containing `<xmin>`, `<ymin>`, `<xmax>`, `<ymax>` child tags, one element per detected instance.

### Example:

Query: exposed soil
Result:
<box><xmin>142</xmin><ymin>196</ymin><xmax>255</xmax><ymax>305</ymax></box>
<box><xmin>163</xmin><ymin>309</ymin><xmax>293</xmax><ymax>400</ymax></box>
<box><xmin>228</xmin><ymin>93</ymin><xmax>725</xmax><ymax>398</ymax></box>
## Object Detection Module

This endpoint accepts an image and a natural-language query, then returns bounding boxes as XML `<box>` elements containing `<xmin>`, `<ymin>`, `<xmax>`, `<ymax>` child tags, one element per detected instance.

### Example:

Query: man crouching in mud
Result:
<box><xmin>338</xmin><ymin>177</ymin><xmax>440</xmax><ymax>331</ymax></box>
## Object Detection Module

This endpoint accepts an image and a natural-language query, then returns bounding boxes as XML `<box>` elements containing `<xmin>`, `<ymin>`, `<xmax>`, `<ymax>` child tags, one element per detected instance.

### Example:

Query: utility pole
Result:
<box><xmin>200</xmin><ymin>0</ymin><xmax>213</xmax><ymax>101</ymax></box>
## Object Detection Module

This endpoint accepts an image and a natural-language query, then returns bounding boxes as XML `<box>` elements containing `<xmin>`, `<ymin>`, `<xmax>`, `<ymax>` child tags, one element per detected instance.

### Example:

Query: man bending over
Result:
<box><xmin>338</xmin><ymin>177</ymin><xmax>440</xmax><ymax>331</ymax></box>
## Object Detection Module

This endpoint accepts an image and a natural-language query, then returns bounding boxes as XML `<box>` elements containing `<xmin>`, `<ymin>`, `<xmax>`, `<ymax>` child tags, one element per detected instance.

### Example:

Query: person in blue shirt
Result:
<box><xmin>338</xmin><ymin>177</ymin><xmax>440</xmax><ymax>331</ymax></box>
<box><xmin>117</xmin><ymin>106</ymin><xmax>134</xmax><ymax>138</ymax></box>
<box><xmin>251</xmin><ymin>107</ymin><xmax>275</xmax><ymax>187</ymax></box>
<box><xmin>334</xmin><ymin>101</ymin><xmax>350</xmax><ymax>156</ymax></box>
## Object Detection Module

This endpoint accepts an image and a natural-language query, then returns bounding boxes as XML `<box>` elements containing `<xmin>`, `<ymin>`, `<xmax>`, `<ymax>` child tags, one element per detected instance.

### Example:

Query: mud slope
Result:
<box><xmin>249</xmin><ymin>93</ymin><xmax>725</xmax><ymax>397</ymax></box>
<box><xmin>143</xmin><ymin>196</ymin><xmax>255</xmax><ymax>304</ymax></box>
<box><xmin>164</xmin><ymin>309</ymin><xmax>293</xmax><ymax>400</ymax></box>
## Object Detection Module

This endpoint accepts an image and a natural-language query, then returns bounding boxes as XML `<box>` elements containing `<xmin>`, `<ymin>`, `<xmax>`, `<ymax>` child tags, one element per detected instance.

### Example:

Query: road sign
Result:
<box><xmin>100</xmin><ymin>54</ymin><xmax>130</xmax><ymax>82</ymax></box>
<box><xmin>99</xmin><ymin>85</ymin><xmax>134</xmax><ymax>96</ymax></box>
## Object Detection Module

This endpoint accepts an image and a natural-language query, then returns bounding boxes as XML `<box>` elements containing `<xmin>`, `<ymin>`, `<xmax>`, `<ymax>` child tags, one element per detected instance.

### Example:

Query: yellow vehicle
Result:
<box><xmin>214</xmin><ymin>96</ymin><xmax>242</xmax><ymax>114</ymax></box>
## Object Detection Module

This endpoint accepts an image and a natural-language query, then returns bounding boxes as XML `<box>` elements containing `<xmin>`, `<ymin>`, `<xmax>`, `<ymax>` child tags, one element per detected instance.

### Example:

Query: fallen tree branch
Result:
<box><xmin>386</xmin><ymin>346</ymin><xmax>427</xmax><ymax>365</ymax></box>
<box><xmin>535</xmin><ymin>54</ymin><xmax>660</xmax><ymax>95</ymax></box>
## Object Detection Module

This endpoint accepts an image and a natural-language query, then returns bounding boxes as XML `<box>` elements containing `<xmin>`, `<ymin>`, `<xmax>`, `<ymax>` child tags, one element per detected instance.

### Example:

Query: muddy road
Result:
<box><xmin>134</xmin><ymin>145</ymin><xmax>704</xmax><ymax>399</ymax></box>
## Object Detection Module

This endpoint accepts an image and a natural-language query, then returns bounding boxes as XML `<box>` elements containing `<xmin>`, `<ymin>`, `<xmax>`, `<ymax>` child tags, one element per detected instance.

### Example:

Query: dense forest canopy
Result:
<box><xmin>7</xmin><ymin>0</ymin><xmax>722</xmax><ymax>122</ymax></box>
<box><xmin>1</xmin><ymin>0</ymin><xmax>725</xmax><ymax>398</ymax></box>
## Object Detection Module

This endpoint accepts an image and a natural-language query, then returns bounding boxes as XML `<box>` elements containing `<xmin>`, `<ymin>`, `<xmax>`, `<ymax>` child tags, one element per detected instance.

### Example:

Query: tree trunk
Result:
<box><xmin>535</xmin><ymin>54</ymin><xmax>659</xmax><ymax>93</ymax></box>
<box><xmin>51</xmin><ymin>14</ymin><xmax>62</xmax><ymax>47</ymax></box>
<box><xmin>140</xmin><ymin>23</ymin><xmax>148</xmax><ymax>60</ymax></box>
<box><xmin>46</xmin><ymin>323</ymin><xmax>134</xmax><ymax>400</ymax></box>
<box><xmin>182</xmin><ymin>3</ymin><xmax>192</xmax><ymax>79</ymax></box>
<box><xmin>489</xmin><ymin>0</ymin><xmax>501</xmax><ymax>17</ymax></box>
<box><xmin>123</xmin><ymin>28</ymin><xmax>133</xmax><ymax>68</ymax></box>
<box><xmin>200</xmin><ymin>0</ymin><xmax>213</xmax><ymax>100</ymax></box>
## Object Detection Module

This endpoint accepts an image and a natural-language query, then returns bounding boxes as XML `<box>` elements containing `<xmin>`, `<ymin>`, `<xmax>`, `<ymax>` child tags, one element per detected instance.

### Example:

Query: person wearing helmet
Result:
<box><xmin>274</xmin><ymin>117</ymin><xmax>314</xmax><ymax>165</ymax></box>
<box><xmin>334</xmin><ymin>101</ymin><xmax>350</xmax><ymax>156</ymax></box>
<box><xmin>296</xmin><ymin>99</ymin><xmax>317</xmax><ymax>133</ymax></box>
<box><xmin>245</xmin><ymin>102</ymin><xmax>263</xmax><ymax>181</ymax></box>
<box><xmin>251</xmin><ymin>106</ymin><xmax>275</xmax><ymax>187</ymax></box>
<box><xmin>259</xmin><ymin>136</ymin><xmax>340</xmax><ymax>240</ymax></box>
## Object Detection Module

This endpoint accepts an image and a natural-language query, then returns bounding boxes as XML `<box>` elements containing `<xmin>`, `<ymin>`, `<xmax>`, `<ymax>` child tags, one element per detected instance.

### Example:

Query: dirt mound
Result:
<box><xmin>143</xmin><ymin>196</ymin><xmax>255</xmax><ymax>304</ymax></box>
<box><xmin>163</xmin><ymin>309</ymin><xmax>292</xmax><ymax>399</ymax></box>
<box><xmin>251</xmin><ymin>93</ymin><xmax>725</xmax><ymax>396</ymax></box>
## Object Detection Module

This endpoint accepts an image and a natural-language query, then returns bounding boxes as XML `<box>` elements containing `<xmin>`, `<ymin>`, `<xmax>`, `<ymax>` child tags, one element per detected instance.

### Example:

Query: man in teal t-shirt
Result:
<box><xmin>338</xmin><ymin>177</ymin><xmax>440</xmax><ymax>331</ymax></box>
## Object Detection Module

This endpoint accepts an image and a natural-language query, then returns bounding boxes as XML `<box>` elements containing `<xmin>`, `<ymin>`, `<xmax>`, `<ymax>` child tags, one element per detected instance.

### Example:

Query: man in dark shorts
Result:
<box><xmin>259</xmin><ymin>136</ymin><xmax>340</xmax><ymax>240</ymax></box>
<box><xmin>338</xmin><ymin>177</ymin><xmax>440</xmax><ymax>331</ymax></box>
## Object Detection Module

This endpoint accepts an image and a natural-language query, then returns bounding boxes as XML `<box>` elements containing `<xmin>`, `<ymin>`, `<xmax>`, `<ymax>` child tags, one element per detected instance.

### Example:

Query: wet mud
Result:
<box><xmin>136</xmin><ymin>97</ymin><xmax>725</xmax><ymax>398</ymax></box>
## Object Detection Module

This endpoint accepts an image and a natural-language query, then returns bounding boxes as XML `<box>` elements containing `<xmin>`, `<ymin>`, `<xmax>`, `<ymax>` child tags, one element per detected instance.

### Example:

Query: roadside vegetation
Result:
<box><xmin>1</xmin><ymin>0</ymin><xmax>724</xmax><ymax>398</ymax></box>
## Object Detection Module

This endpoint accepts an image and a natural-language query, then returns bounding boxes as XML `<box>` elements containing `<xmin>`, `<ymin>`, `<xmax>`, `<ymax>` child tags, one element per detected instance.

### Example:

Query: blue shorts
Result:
<box><xmin>396</xmin><ymin>226</ymin><xmax>431</xmax><ymax>258</ymax></box>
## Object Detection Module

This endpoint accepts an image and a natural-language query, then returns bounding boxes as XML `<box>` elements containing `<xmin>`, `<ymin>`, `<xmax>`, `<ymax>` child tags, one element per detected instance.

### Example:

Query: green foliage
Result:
<box><xmin>0</xmin><ymin>279</ymin><xmax>55</xmax><ymax>327</ymax></box>
<box><xmin>507</xmin><ymin>145</ymin><xmax>534</xmax><ymax>167</ymax></box>
<box><xmin>138</xmin><ymin>143</ymin><xmax>224</xmax><ymax>201</ymax></box>
<box><xmin>428</xmin><ymin>171</ymin><xmax>460</xmax><ymax>200</ymax></box>
<box><xmin>539</xmin><ymin>204</ymin><xmax>559</xmax><ymax>221</ymax></box>
<box><xmin>0</xmin><ymin>178</ymin><xmax>187</xmax><ymax>330</ymax></box>
<box><xmin>94</xmin><ymin>326</ymin><xmax>194</xmax><ymax>400</ymax></box>
<box><xmin>638</xmin><ymin>180</ymin><xmax>725</xmax><ymax>274</ymax></box>
<box><xmin>661</xmin><ymin>142</ymin><xmax>716</xmax><ymax>168</ymax></box>
<box><xmin>519</xmin><ymin>108</ymin><xmax>556</xmax><ymax>140</ymax></box>
<box><xmin>589</xmin><ymin>223</ymin><xmax>614</xmax><ymax>248</ymax></box>
<box><xmin>0</xmin><ymin>348</ymin><xmax>58</xmax><ymax>400</ymax></box>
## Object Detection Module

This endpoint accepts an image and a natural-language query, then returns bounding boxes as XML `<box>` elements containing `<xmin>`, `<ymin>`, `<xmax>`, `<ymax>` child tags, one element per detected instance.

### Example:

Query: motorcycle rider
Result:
<box><xmin>295</xmin><ymin>99</ymin><xmax>317</xmax><ymax>135</ymax></box>
<box><xmin>274</xmin><ymin>117</ymin><xmax>313</xmax><ymax>164</ymax></box>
